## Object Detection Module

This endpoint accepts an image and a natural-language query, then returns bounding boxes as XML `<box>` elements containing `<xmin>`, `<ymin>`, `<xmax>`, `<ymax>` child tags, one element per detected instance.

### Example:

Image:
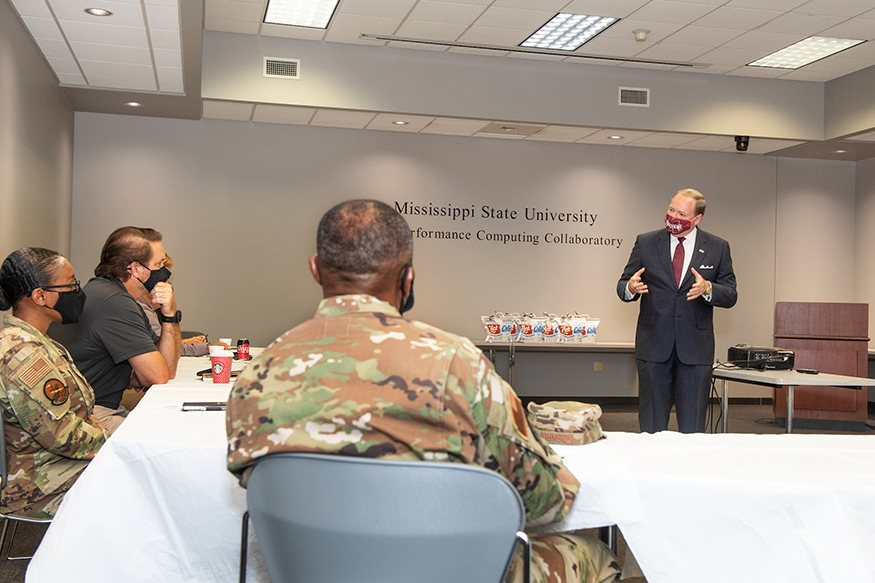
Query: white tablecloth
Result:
<box><xmin>25</xmin><ymin>358</ymin><xmax>875</xmax><ymax>582</ymax></box>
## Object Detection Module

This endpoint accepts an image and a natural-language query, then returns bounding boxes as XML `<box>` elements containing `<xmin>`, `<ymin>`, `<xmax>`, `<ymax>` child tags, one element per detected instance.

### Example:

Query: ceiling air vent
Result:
<box><xmin>619</xmin><ymin>87</ymin><xmax>649</xmax><ymax>107</ymax></box>
<box><xmin>264</xmin><ymin>57</ymin><xmax>300</xmax><ymax>79</ymax></box>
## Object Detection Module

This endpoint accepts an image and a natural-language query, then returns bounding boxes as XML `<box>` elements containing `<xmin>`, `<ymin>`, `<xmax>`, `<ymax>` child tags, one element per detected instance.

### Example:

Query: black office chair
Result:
<box><xmin>240</xmin><ymin>453</ymin><xmax>531</xmax><ymax>583</ymax></box>
<box><xmin>0</xmin><ymin>411</ymin><xmax>52</xmax><ymax>560</ymax></box>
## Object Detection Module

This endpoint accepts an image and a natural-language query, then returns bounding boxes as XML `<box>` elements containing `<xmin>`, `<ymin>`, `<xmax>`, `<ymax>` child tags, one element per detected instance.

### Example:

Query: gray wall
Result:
<box><xmin>70</xmin><ymin>112</ymin><xmax>861</xmax><ymax>396</ymax></box>
<box><xmin>0</xmin><ymin>0</ymin><xmax>74</xmax><ymax>260</ymax></box>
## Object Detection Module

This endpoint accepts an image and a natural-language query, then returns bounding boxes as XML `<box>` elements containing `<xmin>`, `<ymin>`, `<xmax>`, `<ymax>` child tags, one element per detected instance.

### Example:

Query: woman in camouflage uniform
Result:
<box><xmin>0</xmin><ymin>248</ymin><xmax>108</xmax><ymax>518</ymax></box>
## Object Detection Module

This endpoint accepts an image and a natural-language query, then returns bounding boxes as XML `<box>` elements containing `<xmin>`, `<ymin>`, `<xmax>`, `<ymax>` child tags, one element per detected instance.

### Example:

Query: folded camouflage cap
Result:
<box><xmin>527</xmin><ymin>401</ymin><xmax>604</xmax><ymax>446</ymax></box>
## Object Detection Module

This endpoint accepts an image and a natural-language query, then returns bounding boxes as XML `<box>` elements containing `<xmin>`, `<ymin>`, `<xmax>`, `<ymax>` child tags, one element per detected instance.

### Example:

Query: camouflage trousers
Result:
<box><xmin>506</xmin><ymin>531</ymin><xmax>621</xmax><ymax>583</ymax></box>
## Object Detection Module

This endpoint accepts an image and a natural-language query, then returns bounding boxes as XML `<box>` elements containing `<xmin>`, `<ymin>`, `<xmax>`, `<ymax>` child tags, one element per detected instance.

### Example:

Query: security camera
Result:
<box><xmin>735</xmin><ymin>136</ymin><xmax>749</xmax><ymax>152</ymax></box>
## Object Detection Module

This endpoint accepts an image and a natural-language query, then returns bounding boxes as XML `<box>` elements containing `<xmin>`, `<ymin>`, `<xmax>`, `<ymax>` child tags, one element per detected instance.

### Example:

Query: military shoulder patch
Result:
<box><xmin>43</xmin><ymin>379</ymin><xmax>69</xmax><ymax>406</ymax></box>
<box><xmin>19</xmin><ymin>356</ymin><xmax>52</xmax><ymax>388</ymax></box>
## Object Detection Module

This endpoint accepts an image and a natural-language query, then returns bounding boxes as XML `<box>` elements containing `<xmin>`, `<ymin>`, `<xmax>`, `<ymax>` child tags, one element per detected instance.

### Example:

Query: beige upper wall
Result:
<box><xmin>202</xmin><ymin>32</ymin><xmax>826</xmax><ymax>141</ymax></box>
<box><xmin>69</xmin><ymin>113</ymin><xmax>856</xmax><ymax>355</ymax></box>
<box><xmin>825</xmin><ymin>65</ymin><xmax>875</xmax><ymax>140</ymax></box>
<box><xmin>0</xmin><ymin>0</ymin><xmax>74</xmax><ymax>261</ymax></box>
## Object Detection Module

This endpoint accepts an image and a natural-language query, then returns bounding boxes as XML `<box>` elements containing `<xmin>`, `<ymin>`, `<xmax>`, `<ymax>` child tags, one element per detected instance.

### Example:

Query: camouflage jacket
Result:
<box><xmin>226</xmin><ymin>295</ymin><xmax>578</xmax><ymax>527</ymax></box>
<box><xmin>1</xmin><ymin>314</ymin><xmax>108</xmax><ymax>517</ymax></box>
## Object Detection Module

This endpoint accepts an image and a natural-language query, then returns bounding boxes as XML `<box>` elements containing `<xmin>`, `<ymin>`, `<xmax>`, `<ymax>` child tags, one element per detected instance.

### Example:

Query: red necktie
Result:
<box><xmin>672</xmin><ymin>237</ymin><xmax>685</xmax><ymax>286</ymax></box>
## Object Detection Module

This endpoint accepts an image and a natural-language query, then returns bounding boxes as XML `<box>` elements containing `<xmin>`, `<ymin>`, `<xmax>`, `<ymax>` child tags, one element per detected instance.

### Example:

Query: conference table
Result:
<box><xmin>25</xmin><ymin>355</ymin><xmax>875</xmax><ymax>583</ymax></box>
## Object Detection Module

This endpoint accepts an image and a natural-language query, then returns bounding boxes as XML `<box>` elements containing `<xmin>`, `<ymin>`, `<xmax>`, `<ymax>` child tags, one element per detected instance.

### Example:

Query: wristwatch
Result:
<box><xmin>158</xmin><ymin>310</ymin><xmax>182</xmax><ymax>324</ymax></box>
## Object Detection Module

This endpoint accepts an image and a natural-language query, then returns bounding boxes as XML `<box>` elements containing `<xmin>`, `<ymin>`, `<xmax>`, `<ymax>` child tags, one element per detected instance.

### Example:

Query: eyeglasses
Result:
<box><xmin>41</xmin><ymin>280</ymin><xmax>81</xmax><ymax>293</ymax></box>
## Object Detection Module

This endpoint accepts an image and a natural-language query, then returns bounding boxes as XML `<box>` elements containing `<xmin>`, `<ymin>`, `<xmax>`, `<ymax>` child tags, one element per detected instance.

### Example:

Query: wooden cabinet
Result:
<box><xmin>773</xmin><ymin>302</ymin><xmax>869</xmax><ymax>430</ymax></box>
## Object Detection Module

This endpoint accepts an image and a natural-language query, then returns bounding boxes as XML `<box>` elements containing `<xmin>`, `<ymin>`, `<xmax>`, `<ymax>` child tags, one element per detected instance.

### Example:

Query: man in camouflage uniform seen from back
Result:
<box><xmin>226</xmin><ymin>199</ymin><xmax>620</xmax><ymax>583</ymax></box>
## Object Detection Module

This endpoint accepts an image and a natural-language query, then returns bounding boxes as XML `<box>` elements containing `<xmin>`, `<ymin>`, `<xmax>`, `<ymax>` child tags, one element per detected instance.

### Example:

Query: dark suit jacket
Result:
<box><xmin>617</xmin><ymin>228</ymin><xmax>737</xmax><ymax>365</ymax></box>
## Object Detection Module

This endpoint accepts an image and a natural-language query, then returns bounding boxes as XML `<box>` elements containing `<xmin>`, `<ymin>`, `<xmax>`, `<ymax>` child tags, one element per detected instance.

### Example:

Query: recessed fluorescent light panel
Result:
<box><xmin>263</xmin><ymin>0</ymin><xmax>339</xmax><ymax>28</ymax></box>
<box><xmin>748</xmin><ymin>36</ymin><xmax>864</xmax><ymax>69</ymax></box>
<box><xmin>521</xmin><ymin>13</ymin><xmax>617</xmax><ymax>51</ymax></box>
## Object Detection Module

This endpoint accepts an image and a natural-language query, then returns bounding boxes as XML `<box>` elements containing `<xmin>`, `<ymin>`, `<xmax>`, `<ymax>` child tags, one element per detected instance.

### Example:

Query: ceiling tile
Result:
<box><xmin>154</xmin><ymin>47</ymin><xmax>182</xmax><ymax>67</ymax></box>
<box><xmin>673</xmin><ymin>135</ymin><xmax>733</xmax><ymax>150</ymax></box>
<box><xmin>203</xmin><ymin>100</ymin><xmax>255</xmax><ymax>120</ymax></box>
<box><xmin>456</xmin><ymin>26</ymin><xmax>529</xmax><ymax>46</ymax></box>
<box><xmin>338</xmin><ymin>0</ymin><xmax>419</xmax><ymax>19</ymax></box>
<box><xmin>408</xmin><ymin>2</ymin><xmax>486</xmax><ymax>25</ymax></box>
<box><xmin>474</xmin><ymin>131</ymin><xmax>526</xmax><ymax>139</ymax></box>
<box><xmin>88</xmin><ymin>76</ymin><xmax>157</xmax><ymax>90</ymax></box>
<box><xmin>34</xmin><ymin>38</ymin><xmax>73</xmax><ymax>59</ymax></box>
<box><xmin>9</xmin><ymin>0</ymin><xmax>52</xmax><ymax>19</ymax></box>
<box><xmin>663</xmin><ymin>25</ymin><xmax>745</xmax><ymax>47</ymax></box>
<box><xmin>526</xmin><ymin>126</ymin><xmax>600</xmax><ymax>142</ymax></box>
<box><xmin>725</xmin><ymin>66</ymin><xmax>787</xmax><ymax>78</ymax></box>
<box><xmin>159</xmin><ymin>81</ymin><xmax>185</xmax><ymax>93</ymax></box>
<box><xmin>625</xmin><ymin>132</ymin><xmax>703</xmax><ymax>147</ymax></box>
<box><xmin>447</xmin><ymin>46</ymin><xmax>509</xmax><ymax>56</ymax></box>
<box><xmin>473</xmin><ymin>6</ymin><xmax>556</xmax><ymax>30</ymax></box>
<box><xmin>696</xmin><ymin>46</ymin><xmax>769</xmax><ymax>66</ymax></box>
<box><xmin>578</xmin><ymin>37</ymin><xmax>651</xmax><ymax>57</ymax></box>
<box><xmin>60</xmin><ymin>21</ymin><xmax>149</xmax><ymax>47</ymax></box>
<box><xmin>634</xmin><ymin>42</ymin><xmax>711</xmax><ymax>61</ymax></box>
<box><xmin>508</xmin><ymin>51</ymin><xmax>565</xmax><ymax>60</ymax></box>
<box><xmin>775</xmin><ymin>69</ymin><xmax>841</xmax><ymax>81</ymax></box>
<box><xmin>204</xmin><ymin>17</ymin><xmax>261</xmax><ymax>34</ymax></box>
<box><xmin>492</xmin><ymin>0</ymin><xmax>569</xmax><ymax>10</ymax></box>
<box><xmin>51</xmin><ymin>1</ymin><xmax>145</xmax><ymax>27</ymax></box>
<box><xmin>626</xmin><ymin>1</ymin><xmax>718</xmax><ymax>24</ymax></box>
<box><xmin>746</xmin><ymin>138</ymin><xmax>804</xmax><ymax>153</ymax></box>
<box><xmin>56</xmin><ymin>72</ymin><xmax>87</xmax><ymax>85</ymax></box>
<box><xmin>386</xmin><ymin>40</ymin><xmax>449</xmax><ymax>50</ymax></box>
<box><xmin>563</xmin><ymin>55</ymin><xmax>621</xmax><ymax>66</ymax></box>
<box><xmin>157</xmin><ymin>66</ymin><xmax>183</xmax><ymax>84</ymax></box>
<box><xmin>755</xmin><ymin>12</ymin><xmax>845</xmax><ymax>36</ymax></box>
<box><xmin>562</xmin><ymin>0</ymin><xmax>653</xmax><ymax>19</ymax></box>
<box><xmin>577</xmin><ymin>129</ymin><xmax>653</xmax><ymax>144</ymax></box>
<box><xmin>205</xmin><ymin>1</ymin><xmax>264</xmax><ymax>22</ymax></box>
<box><xmin>722</xmin><ymin>31</ymin><xmax>804</xmax><ymax>53</ymax></box>
<box><xmin>69</xmin><ymin>42</ymin><xmax>152</xmax><ymax>65</ymax></box>
<box><xmin>367</xmin><ymin>113</ymin><xmax>436</xmax><ymax>132</ymax></box>
<box><xmin>420</xmin><ymin>117</ymin><xmax>489</xmax><ymax>135</ymax></box>
<box><xmin>792</xmin><ymin>0</ymin><xmax>875</xmax><ymax>18</ymax></box>
<box><xmin>261</xmin><ymin>24</ymin><xmax>327</xmax><ymax>40</ymax></box>
<box><xmin>693</xmin><ymin>7</ymin><xmax>783</xmax><ymax>30</ymax></box>
<box><xmin>46</xmin><ymin>56</ymin><xmax>81</xmax><ymax>75</ymax></box>
<box><xmin>395</xmin><ymin>20</ymin><xmax>469</xmax><ymax>40</ymax></box>
<box><xmin>150</xmin><ymin>28</ymin><xmax>182</xmax><ymax>50</ymax></box>
<box><xmin>817</xmin><ymin>20</ymin><xmax>875</xmax><ymax>41</ymax></box>
<box><xmin>617</xmin><ymin>60</ymin><xmax>677</xmax><ymax>69</ymax></box>
<box><xmin>80</xmin><ymin>60</ymin><xmax>155</xmax><ymax>80</ymax></box>
<box><xmin>148</xmin><ymin>0</ymin><xmax>181</xmax><ymax>6</ymax></box>
<box><xmin>329</xmin><ymin>13</ymin><xmax>403</xmax><ymax>34</ymax></box>
<box><xmin>310</xmin><ymin>109</ymin><xmax>378</xmax><ymax>128</ymax></box>
<box><xmin>253</xmin><ymin>104</ymin><xmax>316</xmax><ymax>124</ymax></box>
<box><xmin>323</xmin><ymin>30</ymin><xmax>389</xmax><ymax>44</ymax></box>
<box><xmin>725</xmin><ymin>0</ymin><xmax>806</xmax><ymax>10</ymax></box>
<box><xmin>599</xmin><ymin>19</ymin><xmax>684</xmax><ymax>42</ymax></box>
<box><xmin>21</xmin><ymin>16</ymin><xmax>65</xmax><ymax>40</ymax></box>
<box><xmin>145</xmin><ymin>4</ymin><xmax>181</xmax><ymax>29</ymax></box>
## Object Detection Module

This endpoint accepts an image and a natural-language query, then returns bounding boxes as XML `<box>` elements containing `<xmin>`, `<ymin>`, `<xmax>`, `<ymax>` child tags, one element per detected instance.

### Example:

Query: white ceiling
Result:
<box><xmin>8</xmin><ymin>0</ymin><xmax>875</xmax><ymax>158</ymax></box>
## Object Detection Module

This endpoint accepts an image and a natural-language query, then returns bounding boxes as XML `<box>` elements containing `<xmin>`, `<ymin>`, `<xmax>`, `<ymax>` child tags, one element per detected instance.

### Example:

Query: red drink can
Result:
<box><xmin>236</xmin><ymin>338</ymin><xmax>250</xmax><ymax>360</ymax></box>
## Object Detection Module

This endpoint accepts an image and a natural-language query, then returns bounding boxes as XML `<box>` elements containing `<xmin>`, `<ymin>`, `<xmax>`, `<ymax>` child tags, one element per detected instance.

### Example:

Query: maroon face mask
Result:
<box><xmin>665</xmin><ymin>214</ymin><xmax>694</xmax><ymax>235</ymax></box>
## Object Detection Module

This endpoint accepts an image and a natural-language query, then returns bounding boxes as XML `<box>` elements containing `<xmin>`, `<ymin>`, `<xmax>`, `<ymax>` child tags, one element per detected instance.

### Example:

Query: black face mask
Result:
<box><xmin>139</xmin><ymin>265</ymin><xmax>172</xmax><ymax>292</ymax></box>
<box><xmin>399</xmin><ymin>265</ymin><xmax>414</xmax><ymax>315</ymax></box>
<box><xmin>51</xmin><ymin>289</ymin><xmax>87</xmax><ymax>325</ymax></box>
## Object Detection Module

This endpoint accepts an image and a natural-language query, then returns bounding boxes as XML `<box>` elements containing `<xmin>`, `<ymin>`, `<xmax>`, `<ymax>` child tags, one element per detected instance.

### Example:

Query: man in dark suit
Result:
<box><xmin>617</xmin><ymin>189</ymin><xmax>737</xmax><ymax>433</ymax></box>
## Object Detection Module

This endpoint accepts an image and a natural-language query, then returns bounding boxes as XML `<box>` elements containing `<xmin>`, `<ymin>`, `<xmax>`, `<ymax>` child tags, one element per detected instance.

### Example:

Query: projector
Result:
<box><xmin>727</xmin><ymin>344</ymin><xmax>794</xmax><ymax>370</ymax></box>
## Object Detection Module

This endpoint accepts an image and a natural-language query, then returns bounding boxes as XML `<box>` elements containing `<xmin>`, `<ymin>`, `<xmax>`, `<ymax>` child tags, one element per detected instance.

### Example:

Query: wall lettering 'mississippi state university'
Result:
<box><xmin>394</xmin><ymin>201</ymin><xmax>624</xmax><ymax>248</ymax></box>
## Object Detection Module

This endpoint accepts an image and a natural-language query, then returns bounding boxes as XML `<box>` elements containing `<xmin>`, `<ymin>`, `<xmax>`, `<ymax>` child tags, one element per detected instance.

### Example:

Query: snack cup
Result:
<box><xmin>210</xmin><ymin>350</ymin><xmax>234</xmax><ymax>383</ymax></box>
<box><xmin>584</xmin><ymin>319</ymin><xmax>601</xmax><ymax>343</ymax></box>
<box><xmin>541</xmin><ymin>314</ymin><xmax>560</xmax><ymax>343</ymax></box>
<box><xmin>481</xmin><ymin>315</ymin><xmax>502</xmax><ymax>342</ymax></box>
<box><xmin>518</xmin><ymin>315</ymin><xmax>536</xmax><ymax>342</ymax></box>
